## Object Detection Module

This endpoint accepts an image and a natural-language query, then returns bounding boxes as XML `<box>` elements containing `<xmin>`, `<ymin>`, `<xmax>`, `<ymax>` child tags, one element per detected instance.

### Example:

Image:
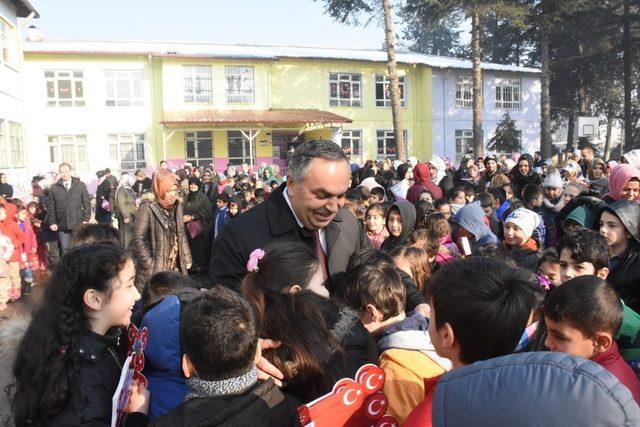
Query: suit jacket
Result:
<box><xmin>209</xmin><ymin>184</ymin><xmax>369</xmax><ymax>291</ymax></box>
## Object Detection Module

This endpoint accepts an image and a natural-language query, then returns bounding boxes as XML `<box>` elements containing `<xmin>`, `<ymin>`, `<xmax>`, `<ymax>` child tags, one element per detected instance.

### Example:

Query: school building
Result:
<box><xmin>16</xmin><ymin>39</ymin><xmax>540</xmax><ymax>182</ymax></box>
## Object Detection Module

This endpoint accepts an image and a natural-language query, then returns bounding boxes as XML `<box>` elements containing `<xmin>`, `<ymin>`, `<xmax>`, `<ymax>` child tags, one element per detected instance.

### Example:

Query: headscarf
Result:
<box><xmin>412</xmin><ymin>163</ymin><xmax>431</xmax><ymax>187</ymax></box>
<box><xmin>152</xmin><ymin>169</ymin><xmax>178</xmax><ymax>210</ymax></box>
<box><xmin>187</xmin><ymin>177</ymin><xmax>202</xmax><ymax>202</ymax></box>
<box><xmin>396</xmin><ymin>163</ymin><xmax>411</xmax><ymax>181</ymax></box>
<box><xmin>428</xmin><ymin>157</ymin><xmax>447</xmax><ymax>184</ymax></box>
<box><xmin>622</xmin><ymin>149</ymin><xmax>640</xmax><ymax>169</ymax></box>
<box><xmin>117</xmin><ymin>173</ymin><xmax>132</xmax><ymax>190</ymax></box>
<box><xmin>605</xmin><ymin>164</ymin><xmax>640</xmax><ymax>202</ymax></box>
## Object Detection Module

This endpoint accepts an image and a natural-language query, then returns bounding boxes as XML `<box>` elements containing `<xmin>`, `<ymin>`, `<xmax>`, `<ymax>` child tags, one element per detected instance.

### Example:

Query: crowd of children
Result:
<box><xmin>2</xmin><ymin>145</ymin><xmax>640</xmax><ymax>425</ymax></box>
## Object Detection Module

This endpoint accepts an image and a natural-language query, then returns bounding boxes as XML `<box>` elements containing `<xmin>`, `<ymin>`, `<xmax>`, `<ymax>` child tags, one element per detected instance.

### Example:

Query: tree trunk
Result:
<box><xmin>471</xmin><ymin>8</ymin><xmax>484</xmax><ymax>158</ymax></box>
<box><xmin>567</xmin><ymin>112</ymin><xmax>575</xmax><ymax>154</ymax></box>
<box><xmin>382</xmin><ymin>0</ymin><xmax>405</xmax><ymax>160</ymax></box>
<box><xmin>577</xmin><ymin>42</ymin><xmax>590</xmax><ymax>114</ymax></box>
<box><xmin>540</xmin><ymin>16</ymin><xmax>552</xmax><ymax>160</ymax></box>
<box><xmin>623</xmin><ymin>0</ymin><xmax>632</xmax><ymax>151</ymax></box>
<box><xmin>604</xmin><ymin>115</ymin><xmax>613</xmax><ymax>162</ymax></box>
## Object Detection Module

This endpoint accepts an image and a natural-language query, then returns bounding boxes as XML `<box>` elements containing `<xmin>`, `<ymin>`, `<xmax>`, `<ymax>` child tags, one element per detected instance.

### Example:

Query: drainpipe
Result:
<box><xmin>442</xmin><ymin>76</ymin><xmax>446</xmax><ymax>157</ymax></box>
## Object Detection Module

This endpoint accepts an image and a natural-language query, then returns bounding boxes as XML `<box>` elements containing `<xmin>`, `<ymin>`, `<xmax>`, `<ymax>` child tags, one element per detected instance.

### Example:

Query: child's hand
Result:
<box><xmin>126</xmin><ymin>380</ymin><xmax>150</xmax><ymax>415</ymax></box>
<box><xmin>255</xmin><ymin>338</ymin><xmax>284</xmax><ymax>387</ymax></box>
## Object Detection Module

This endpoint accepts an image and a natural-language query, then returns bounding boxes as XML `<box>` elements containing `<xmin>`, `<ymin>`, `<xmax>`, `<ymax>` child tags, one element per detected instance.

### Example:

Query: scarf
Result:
<box><xmin>152</xmin><ymin>169</ymin><xmax>178</xmax><ymax>210</ymax></box>
<box><xmin>186</xmin><ymin>367</ymin><xmax>258</xmax><ymax>399</ymax></box>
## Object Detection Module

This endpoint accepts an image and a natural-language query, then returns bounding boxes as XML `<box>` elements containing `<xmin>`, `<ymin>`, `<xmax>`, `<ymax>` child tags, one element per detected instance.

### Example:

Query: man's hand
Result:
<box><xmin>49</xmin><ymin>224</ymin><xmax>58</xmax><ymax>232</ymax></box>
<box><xmin>255</xmin><ymin>338</ymin><xmax>284</xmax><ymax>386</ymax></box>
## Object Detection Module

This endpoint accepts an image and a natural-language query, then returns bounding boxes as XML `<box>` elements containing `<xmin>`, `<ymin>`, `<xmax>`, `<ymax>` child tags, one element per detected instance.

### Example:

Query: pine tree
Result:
<box><xmin>487</xmin><ymin>113</ymin><xmax>521</xmax><ymax>153</ymax></box>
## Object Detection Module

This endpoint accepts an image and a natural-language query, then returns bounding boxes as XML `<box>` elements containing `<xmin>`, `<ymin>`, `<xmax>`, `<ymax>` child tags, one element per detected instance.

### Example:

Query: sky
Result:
<box><xmin>28</xmin><ymin>0</ymin><xmax>402</xmax><ymax>49</ymax></box>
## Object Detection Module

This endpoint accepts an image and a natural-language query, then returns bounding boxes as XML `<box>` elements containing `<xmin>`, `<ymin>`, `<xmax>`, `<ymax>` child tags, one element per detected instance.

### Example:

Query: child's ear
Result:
<box><xmin>182</xmin><ymin>354</ymin><xmax>197</xmax><ymax>378</ymax></box>
<box><xmin>440</xmin><ymin>322</ymin><xmax>456</xmax><ymax>350</ymax></box>
<box><xmin>593</xmin><ymin>333</ymin><xmax>613</xmax><ymax>355</ymax></box>
<box><xmin>596</xmin><ymin>267</ymin><xmax>609</xmax><ymax>280</ymax></box>
<box><xmin>83</xmin><ymin>289</ymin><xmax>103</xmax><ymax>312</ymax></box>
<box><xmin>365</xmin><ymin>304</ymin><xmax>382</xmax><ymax>322</ymax></box>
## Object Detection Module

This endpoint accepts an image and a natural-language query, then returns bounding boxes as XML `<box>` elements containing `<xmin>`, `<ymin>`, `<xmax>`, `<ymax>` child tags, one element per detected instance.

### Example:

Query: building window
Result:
<box><xmin>8</xmin><ymin>122</ymin><xmax>24</xmax><ymax>167</ymax></box>
<box><xmin>0</xmin><ymin>120</ymin><xmax>5</xmax><ymax>167</ymax></box>
<box><xmin>48</xmin><ymin>135</ymin><xmax>88</xmax><ymax>170</ymax></box>
<box><xmin>227</xmin><ymin>131</ymin><xmax>255</xmax><ymax>166</ymax></box>
<box><xmin>185</xmin><ymin>131</ymin><xmax>213</xmax><ymax>167</ymax></box>
<box><xmin>329</xmin><ymin>73</ymin><xmax>362</xmax><ymax>107</ymax></box>
<box><xmin>456</xmin><ymin>76</ymin><xmax>473</xmax><ymax>108</ymax></box>
<box><xmin>0</xmin><ymin>20</ymin><xmax>9</xmax><ymax>64</ymax></box>
<box><xmin>455</xmin><ymin>130</ymin><xmax>475</xmax><ymax>161</ymax></box>
<box><xmin>341</xmin><ymin>130</ymin><xmax>363</xmax><ymax>164</ymax></box>
<box><xmin>225</xmin><ymin>66</ymin><xmax>254</xmax><ymax>103</ymax></box>
<box><xmin>108</xmin><ymin>134</ymin><xmax>146</xmax><ymax>171</ymax></box>
<box><xmin>45</xmin><ymin>70</ymin><xmax>85</xmax><ymax>107</ymax></box>
<box><xmin>375</xmin><ymin>75</ymin><xmax>406</xmax><ymax>107</ymax></box>
<box><xmin>376</xmin><ymin>129</ymin><xmax>408</xmax><ymax>160</ymax></box>
<box><xmin>495</xmin><ymin>77</ymin><xmax>521</xmax><ymax>109</ymax></box>
<box><xmin>105</xmin><ymin>70</ymin><xmax>143</xmax><ymax>107</ymax></box>
<box><xmin>184</xmin><ymin>65</ymin><xmax>212</xmax><ymax>103</ymax></box>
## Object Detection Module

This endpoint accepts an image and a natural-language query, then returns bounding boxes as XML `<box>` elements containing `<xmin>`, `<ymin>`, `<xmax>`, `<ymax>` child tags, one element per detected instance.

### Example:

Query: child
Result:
<box><xmin>544</xmin><ymin>276</ymin><xmax>640</xmax><ymax>404</ymax></box>
<box><xmin>0</xmin><ymin>231</ymin><xmax>13</xmax><ymax>311</ymax></box>
<box><xmin>228</xmin><ymin>196</ymin><xmax>241</xmax><ymax>219</ymax></box>
<box><xmin>503</xmin><ymin>208</ymin><xmax>541</xmax><ymax>271</ymax></box>
<box><xmin>407</xmin><ymin>229</ymin><xmax>440</xmax><ymax>272</ymax></box>
<box><xmin>390</xmin><ymin>246</ymin><xmax>431</xmax><ymax>293</ymax></box>
<box><xmin>488</xmin><ymin>187</ymin><xmax>510</xmax><ymax>222</ymax></box>
<box><xmin>404</xmin><ymin>257</ymin><xmax>545</xmax><ymax>426</ymax></box>
<box><xmin>11</xmin><ymin>243</ymin><xmax>149</xmax><ymax>425</ymax></box>
<box><xmin>542</xmin><ymin>169</ymin><xmax>564</xmax><ymax>246</ymax></box>
<box><xmin>15</xmin><ymin>206</ymin><xmax>36</xmax><ymax>287</ymax></box>
<box><xmin>422</xmin><ymin>212</ymin><xmax>459</xmax><ymax>264</ymax></box>
<box><xmin>537</xmin><ymin>248</ymin><xmax>561</xmax><ymax>288</ymax></box>
<box><xmin>521</xmin><ymin>184</ymin><xmax>547</xmax><ymax>247</ymax></box>
<box><xmin>476</xmin><ymin>192</ymin><xmax>501</xmax><ymax>237</ymax></box>
<box><xmin>452</xmin><ymin>201</ymin><xmax>498</xmax><ymax>253</ymax></box>
<box><xmin>344</xmin><ymin>262</ymin><xmax>449</xmax><ymax>423</ymax></box>
<box><xmin>368</xmin><ymin>186</ymin><xmax>385</xmax><ymax>205</ymax></box>
<box><xmin>447</xmin><ymin>187</ymin><xmax>466</xmax><ymax>215</ymax></box>
<box><xmin>153</xmin><ymin>287</ymin><xmax>300</xmax><ymax>426</ymax></box>
<box><xmin>433</xmin><ymin>197</ymin><xmax>452</xmax><ymax>221</ymax></box>
<box><xmin>364</xmin><ymin>203</ymin><xmax>388</xmax><ymax>249</ymax></box>
<box><xmin>380</xmin><ymin>200</ymin><xmax>416</xmax><ymax>252</ymax></box>
<box><xmin>596</xmin><ymin>201</ymin><xmax>640</xmax><ymax>312</ymax></box>
<box><xmin>0</xmin><ymin>203</ymin><xmax>24</xmax><ymax>302</ymax></box>
<box><xmin>213</xmin><ymin>193</ymin><xmax>230</xmax><ymax>239</ymax></box>
<box><xmin>25</xmin><ymin>201</ymin><xmax>46</xmax><ymax>274</ymax></box>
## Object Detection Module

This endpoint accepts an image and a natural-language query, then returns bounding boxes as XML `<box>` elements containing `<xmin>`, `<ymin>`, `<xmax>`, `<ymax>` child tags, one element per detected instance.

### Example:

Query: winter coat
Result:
<box><xmin>592</xmin><ymin>341</ymin><xmax>640</xmax><ymax>405</ymax></box>
<box><xmin>95</xmin><ymin>177</ymin><xmax>114</xmax><ymax>219</ymax></box>
<box><xmin>184</xmin><ymin>191</ymin><xmax>214</xmax><ymax>226</ymax></box>
<box><xmin>49</xmin><ymin>330</ymin><xmax>148</xmax><ymax>426</ymax></box>
<box><xmin>0</xmin><ymin>183</ymin><xmax>13</xmax><ymax>199</ymax></box>
<box><xmin>45</xmin><ymin>178</ymin><xmax>91</xmax><ymax>231</ymax></box>
<box><xmin>380</xmin><ymin>200</ymin><xmax>416</xmax><ymax>252</ymax></box>
<box><xmin>114</xmin><ymin>186</ymin><xmax>137</xmax><ymax>223</ymax></box>
<box><xmin>452</xmin><ymin>202</ymin><xmax>498</xmax><ymax>250</ymax></box>
<box><xmin>596</xmin><ymin>201</ymin><xmax>640</xmax><ymax>312</ymax></box>
<box><xmin>210</xmin><ymin>184</ymin><xmax>369</xmax><ymax>292</ymax></box>
<box><xmin>509</xmin><ymin>154</ymin><xmax>542</xmax><ymax>198</ymax></box>
<box><xmin>406</xmin><ymin>164</ymin><xmax>443</xmax><ymax>204</ymax></box>
<box><xmin>0</xmin><ymin>203</ymin><xmax>24</xmax><ymax>264</ymax></box>
<box><xmin>133</xmin><ymin>177</ymin><xmax>152</xmax><ymax>198</ymax></box>
<box><xmin>150</xmin><ymin>379</ymin><xmax>300</xmax><ymax>427</ymax></box>
<box><xmin>405</xmin><ymin>352</ymin><xmax>640</xmax><ymax>427</ymax></box>
<box><xmin>377</xmin><ymin>312</ymin><xmax>451</xmax><ymax>423</ymax></box>
<box><xmin>130</xmin><ymin>201</ymin><xmax>192</xmax><ymax>289</ymax></box>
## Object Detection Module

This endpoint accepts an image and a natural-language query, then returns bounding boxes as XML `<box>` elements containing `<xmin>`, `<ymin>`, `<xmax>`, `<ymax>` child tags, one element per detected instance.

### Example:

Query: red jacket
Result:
<box><xmin>407</xmin><ymin>163</ymin><xmax>443</xmax><ymax>204</ymax></box>
<box><xmin>402</xmin><ymin>374</ymin><xmax>442</xmax><ymax>427</ymax></box>
<box><xmin>0</xmin><ymin>203</ymin><xmax>25</xmax><ymax>263</ymax></box>
<box><xmin>592</xmin><ymin>341</ymin><xmax>640</xmax><ymax>405</ymax></box>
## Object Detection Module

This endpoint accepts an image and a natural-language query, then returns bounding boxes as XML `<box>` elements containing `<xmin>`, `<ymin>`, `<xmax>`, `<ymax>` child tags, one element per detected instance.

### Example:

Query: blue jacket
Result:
<box><xmin>453</xmin><ymin>202</ymin><xmax>498</xmax><ymax>248</ymax></box>
<box><xmin>431</xmin><ymin>352</ymin><xmax>640</xmax><ymax>426</ymax></box>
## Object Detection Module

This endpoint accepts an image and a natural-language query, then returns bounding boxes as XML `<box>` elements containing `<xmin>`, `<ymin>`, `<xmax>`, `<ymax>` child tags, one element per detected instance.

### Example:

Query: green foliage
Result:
<box><xmin>487</xmin><ymin>113</ymin><xmax>521</xmax><ymax>153</ymax></box>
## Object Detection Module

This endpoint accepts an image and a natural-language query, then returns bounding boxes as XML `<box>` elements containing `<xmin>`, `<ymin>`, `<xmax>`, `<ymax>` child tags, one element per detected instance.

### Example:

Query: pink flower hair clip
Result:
<box><xmin>246</xmin><ymin>249</ymin><xmax>265</xmax><ymax>273</ymax></box>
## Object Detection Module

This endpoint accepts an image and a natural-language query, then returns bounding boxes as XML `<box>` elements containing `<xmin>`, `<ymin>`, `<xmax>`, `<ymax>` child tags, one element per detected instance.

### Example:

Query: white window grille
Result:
<box><xmin>48</xmin><ymin>135</ymin><xmax>88</xmax><ymax>170</ymax></box>
<box><xmin>108</xmin><ymin>134</ymin><xmax>146</xmax><ymax>171</ymax></box>
<box><xmin>376</xmin><ymin>129</ymin><xmax>408</xmax><ymax>160</ymax></box>
<box><xmin>495</xmin><ymin>77</ymin><xmax>521</xmax><ymax>109</ymax></box>
<box><xmin>456</xmin><ymin>76</ymin><xmax>473</xmax><ymax>108</ymax></box>
<box><xmin>105</xmin><ymin>70</ymin><xmax>143</xmax><ymax>107</ymax></box>
<box><xmin>329</xmin><ymin>73</ymin><xmax>362</xmax><ymax>107</ymax></box>
<box><xmin>0</xmin><ymin>20</ymin><xmax>9</xmax><ymax>64</ymax></box>
<box><xmin>227</xmin><ymin>131</ymin><xmax>255</xmax><ymax>166</ymax></box>
<box><xmin>183</xmin><ymin>65</ymin><xmax>212</xmax><ymax>103</ymax></box>
<box><xmin>45</xmin><ymin>70</ymin><xmax>85</xmax><ymax>107</ymax></box>
<box><xmin>225</xmin><ymin>66</ymin><xmax>255</xmax><ymax>103</ymax></box>
<box><xmin>341</xmin><ymin>130</ymin><xmax>363</xmax><ymax>164</ymax></box>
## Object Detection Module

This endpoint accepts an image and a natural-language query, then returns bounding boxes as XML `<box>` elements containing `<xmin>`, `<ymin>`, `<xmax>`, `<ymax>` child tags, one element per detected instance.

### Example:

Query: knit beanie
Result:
<box><xmin>152</xmin><ymin>169</ymin><xmax>178</xmax><ymax>209</ymax></box>
<box><xmin>505</xmin><ymin>208</ymin><xmax>540</xmax><ymax>240</ymax></box>
<box><xmin>543</xmin><ymin>169</ymin><xmax>563</xmax><ymax>189</ymax></box>
<box><xmin>564</xmin><ymin>206</ymin><xmax>596</xmax><ymax>229</ymax></box>
<box><xmin>622</xmin><ymin>149</ymin><xmax>640</xmax><ymax>169</ymax></box>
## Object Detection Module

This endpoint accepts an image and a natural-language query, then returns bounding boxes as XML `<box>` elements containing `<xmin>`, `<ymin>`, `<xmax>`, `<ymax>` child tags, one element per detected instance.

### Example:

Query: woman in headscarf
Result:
<box><xmin>586</xmin><ymin>158</ymin><xmax>609</xmax><ymax>196</ymax></box>
<box><xmin>602</xmin><ymin>164</ymin><xmax>640</xmax><ymax>204</ymax></box>
<box><xmin>453</xmin><ymin>156</ymin><xmax>474</xmax><ymax>186</ymax></box>
<box><xmin>509</xmin><ymin>154</ymin><xmax>542</xmax><ymax>199</ymax></box>
<box><xmin>390</xmin><ymin>163</ymin><xmax>413</xmax><ymax>200</ymax></box>
<box><xmin>183</xmin><ymin>176</ymin><xmax>214</xmax><ymax>274</ymax></box>
<box><xmin>407</xmin><ymin>162</ymin><xmax>442</xmax><ymax>204</ymax></box>
<box><xmin>130</xmin><ymin>169</ymin><xmax>192</xmax><ymax>290</ymax></box>
<box><xmin>112</xmin><ymin>173</ymin><xmax>137</xmax><ymax>248</ymax></box>
<box><xmin>428</xmin><ymin>157</ymin><xmax>453</xmax><ymax>195</ymax></box>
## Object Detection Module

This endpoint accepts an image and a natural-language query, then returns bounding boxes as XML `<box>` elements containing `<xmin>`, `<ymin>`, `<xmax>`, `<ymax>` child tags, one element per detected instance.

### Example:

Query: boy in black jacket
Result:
<box><xmin>151</xmin><ymin>287</ymin><xmax>300</xmax><ymax>426</ymax></box>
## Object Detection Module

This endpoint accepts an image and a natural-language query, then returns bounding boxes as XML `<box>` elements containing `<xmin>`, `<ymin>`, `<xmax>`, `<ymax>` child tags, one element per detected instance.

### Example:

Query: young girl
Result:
<box><xmin>365</xmin><ymin>203</ymin><xmax>388</xmax><ymax>249</ymax></box>
<box><xmin>11</xmin><ymin>243</ymin><xmax>149</xmax><ymax>425</ymax></box>
<box><xmin>389</xmin><ymin>246</ymin><xmax>431</xmax><ymax>293</ymax></box>
<box><xmin>228</xmin><ymin>196</ymin><xmax>242</xmax><ymax>219</ymax></box>
<box><xmin>26</xmin><ymin>201</ymin><xmax>47</xmax><ymax>273</ymax></box>
<box><xmin>240</xmin><ymin>242</ymin><xmax>376</xmax><ymax>402</ymax></box>
<box><xmin>503</xmin><ymin>208</ymin><xmax>542</xmax><ymax>272</ymax></box>
<box><xmin>381</xmin><ymin>200</ymin><xmax>416</xmax><ymax>252</ymax></box>
<box><xmin>603</xmin><ymin>164</ymin><xmax>640</xmax><ymax>204</ymax></box>
<box><xmin>422</xmin><ymin>212</ymin><xmax>460</xmax><ymax>264</ymax></box>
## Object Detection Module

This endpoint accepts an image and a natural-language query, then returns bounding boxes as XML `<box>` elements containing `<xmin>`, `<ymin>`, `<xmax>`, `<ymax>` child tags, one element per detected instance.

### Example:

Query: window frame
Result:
<box><xmin>107</xmin><ymin>133</ymin><xmax>146</xmax><ymax>171</ymax></box>
<box><xmin>225</xmin><ymin>65</ymin><xmax>255</xmax><ymax>103</ymax></box>
<box><xmin>45</xmin><ymin>70</ymin><xmax>86</xmax><ymax>107</ymax></box>
<box><xmin>183</xmin><ymin>65</ymin><xmax>212</xmax><ymax>104</ymax></box>
<box><xmin>375</xmin><ymin>74</ymin><xmax>406</xmax><ymax>108</ymax></box>
<box><xmin>104</xmin><ymin>70</ymin><xmax>144</xmax><ymax>107</ymax></box>
<box><xmin>329</xmin><ymin>72</ymin><xmax>362</xmax><ymax>107</ymax></box>
<box><xmin>455</xmin><ymin>75</ymin><xmax>474</xmax><ymax>108</ymax></box>
<box><xmin>227</xmin><ymin>130</ymin><xmax>256</xmax><ymax>166</ymax></box>
<box><xmin>48</xmin><ymin>135</ymin><xmax>89</xmax><ymax>171</ymax></box>
<box><xmin>184</xmin><ymin>130</ymin><xmax>214</xmax><ymax>168</ymax></box>
<box><xmin>376</xmin><ymin>129</ymin><xmax>408</xmax><ymax>160</ymax></box>
<box><xmin>495</xmin><ymin>77</ymin><xmax>522</xmax><ymax>110</ymax></box>
<box><xmin>0</xmin><ymin>19</ymin><xmax>9</xmax><ymax>64</ymax></box>
<box><xmin>341</xmin><ymin>130</ymin><xmax>363</xmax><ymax>164</ymax></box>
<box><xmin>455</xmin><ymin>129</ymin><xmax>474</xmax><ymax>162</ymax></box>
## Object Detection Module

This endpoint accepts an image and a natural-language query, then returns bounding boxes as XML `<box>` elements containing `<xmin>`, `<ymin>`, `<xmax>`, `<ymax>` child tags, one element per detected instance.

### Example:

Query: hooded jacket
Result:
<box><xmin>452</xmin><ymin>202</ymin><xmax>498</xmax><ymax>250</ymax></box>
<box><xmin>603</xmin><ymin>164</ymin><xmax>640</xmax><ymax>203</ymax></box>
<box><xmin>406</xmin><ymin>164</ymin><xmax>443</xmax><ymax>204</ymax></box>
<box><xmin>509</xmin><ymin>154</ymin><xmax>543</xmax><ymax>198</ymax></box>
<box><xmin>377</xmin><ymin>312</ymin><xmax>451</xmax><ymax>423</ymax></box>
<box><xmin>596</xmin><ymin>200</ymin><xmax>640</xmax><ymax>311</ymax></box>
<box><xmin>381</xmin><ymin>200</ymin><xmax>416</xmax><ymax>252</ymax></box>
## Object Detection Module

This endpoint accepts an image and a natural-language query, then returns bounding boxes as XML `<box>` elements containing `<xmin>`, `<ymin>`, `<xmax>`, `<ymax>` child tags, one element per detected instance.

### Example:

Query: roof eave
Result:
<box><xmin>12</xmin><ymin>0</ymin><xmax>39</xmax><ymax>18</ymax></box>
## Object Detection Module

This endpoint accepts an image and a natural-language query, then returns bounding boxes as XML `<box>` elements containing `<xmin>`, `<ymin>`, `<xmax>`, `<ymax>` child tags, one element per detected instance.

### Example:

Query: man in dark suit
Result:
<box><xmin>209</xmin><ymin>140</ymin><xmax>369</xmax><ymax>292</ymax></box>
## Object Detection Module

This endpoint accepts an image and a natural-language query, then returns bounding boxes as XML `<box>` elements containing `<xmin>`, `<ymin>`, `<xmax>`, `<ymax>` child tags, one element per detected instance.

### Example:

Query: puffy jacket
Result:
<box><xmin>406</xmin><ymin>352</ymin><xmax>640</xmax><ymax>427</ymax></box>
<box><xmin>0</xmin><ymin>202</ymin><xmax>24</xmax><ymax>264</ymax></box>
<box><xmin>130</xmin><ymin>201</ymin><xmax>192</xmax><ymax>289</ymax></box>
<box><xmin>45</xmin><ymin>178</ymin><xmax>91</xmax><ymax>231</ymax></box>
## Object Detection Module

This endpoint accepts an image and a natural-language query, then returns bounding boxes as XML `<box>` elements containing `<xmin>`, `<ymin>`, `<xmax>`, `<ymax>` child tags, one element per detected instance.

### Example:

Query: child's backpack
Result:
<box><xmin>139</xmin><ymin>287</ymin><xmax>201</xmax><ymax>420</ymax></box>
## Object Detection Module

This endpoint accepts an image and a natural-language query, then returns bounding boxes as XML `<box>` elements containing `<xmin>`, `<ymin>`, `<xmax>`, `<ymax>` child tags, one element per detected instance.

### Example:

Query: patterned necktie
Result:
<box><xmin>312</xmin><ymin>229</ymin><xmax>329</xmax><ymax>283</ymax></box>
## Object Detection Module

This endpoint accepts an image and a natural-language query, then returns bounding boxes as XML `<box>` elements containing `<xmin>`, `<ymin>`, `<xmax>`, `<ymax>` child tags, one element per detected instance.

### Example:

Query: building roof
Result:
<box><xmin>24</xmin><ymin>39</ymin><xmax>540</xmax><ymax>74</ymax></box>
<box><xmin>160</xmin><ymin>109</ymin><xmax>353</xmax><ymax>126</ymax></box>
<box><xmin>12</xmin><ymin>0</ymin><xmax>39</xmax><ymax>18</ymax></box>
